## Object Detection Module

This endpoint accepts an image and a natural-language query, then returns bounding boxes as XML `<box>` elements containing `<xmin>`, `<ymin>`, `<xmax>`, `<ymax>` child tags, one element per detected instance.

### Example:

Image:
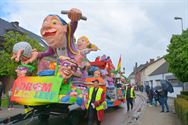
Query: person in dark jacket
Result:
<box><xmin>153</xmin><ymin>90</ymin><xmax>160</xmax><ymax>106</ymax></box>
<box><xmin>149</xmin><ymin>87</ymin><xmax>154</xmax><ymax>105</ymax></box>
<box><xmin>159</xmin><ymin>89</ymin><xmax>169</xmax><ymax>112</ymax></box>
<box><xmin>126</xmin><ymin>84</ymin><xmax>136</xmax><ymax>111</ymax></box>
<box><xmin>86</xmin><ymin>79</ymin><xmax>106</xmax><ymax>125</ymax></box>
<box><xmin>8</xmin><ymin>87</ymin><xmax>14</xmax><ymax>110</ymax></box>
<box><xmin>145</xmin><ymin>85</ymin><xmax>150</xmax><ymax>103</ymax></box>
<box><xmin>0</xmin><ymin>81</ymin><xmax>4</xmax><ymax>110</ymax></box>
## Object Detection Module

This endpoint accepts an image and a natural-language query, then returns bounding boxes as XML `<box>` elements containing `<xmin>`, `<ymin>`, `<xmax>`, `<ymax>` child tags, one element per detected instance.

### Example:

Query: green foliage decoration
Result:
<box><xmin>0</xmin><ymin>31</ymin><xmax>44</xmax><ymax>77</ymax></box>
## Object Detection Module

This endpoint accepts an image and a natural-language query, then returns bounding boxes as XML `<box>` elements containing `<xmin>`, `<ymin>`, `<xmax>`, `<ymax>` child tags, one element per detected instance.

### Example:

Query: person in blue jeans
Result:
<box><xmin>159</xmin><ymin>89</ymin><xmax>169</xmax><ymax>112</ymax></box>
<box><xmin>0</xmin><ymin>81</ymin><xmax>4</xmax><ymax>111</ymax></box>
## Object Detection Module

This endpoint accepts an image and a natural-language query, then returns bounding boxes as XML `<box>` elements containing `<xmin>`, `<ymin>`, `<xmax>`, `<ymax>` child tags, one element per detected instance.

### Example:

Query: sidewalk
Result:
<box><xmin>138</xmin><ymin>98</ymin><xmax>181</xmax><ymax>125</ymax></box>
<box><xmin>0</xmin><ymin>105</ymin><xmax>24</xmax><ymax>119</ymax></box>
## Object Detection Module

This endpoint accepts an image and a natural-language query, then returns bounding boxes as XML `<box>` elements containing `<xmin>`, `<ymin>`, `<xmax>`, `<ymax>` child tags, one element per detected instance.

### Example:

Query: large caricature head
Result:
<box><xmin>15</xmin><ymin>66</ymin><xmax>28</xmax><ymax>77</ymax></box>
<box><xmin>77</xmin><ymin>36</ymin><xmax>90</xmax><ymax>50</ymax></box>
<box><xmin>40</xmin><ymin>15</ymin><xmax>67</xmax><ymax>49</ymax></box>
<box><xmin>110</xmin><ymin>72</ymin><xmax>115</xmax><ymax>78</ymax></box>
<box><xmin>58</xmin><ymin>56</ymin><xmax>78</xmax><ymax>80</ymax></box>
<box><xmin>94</xmin><ymin>70</ymin><xmax>101</xmax><ymax>78</ymax></box>
<box><xmin>15</xmin><ymin>64</ymin><xmax>35</xmax><ymax>77</ymax></box>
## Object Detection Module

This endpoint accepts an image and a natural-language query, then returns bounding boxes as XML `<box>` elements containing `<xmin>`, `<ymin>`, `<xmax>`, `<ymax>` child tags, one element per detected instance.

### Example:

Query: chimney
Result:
<box><xmin>150</xmin><ymin>59</ymin><xmax>155</xmax><ymax>63</ymax></box>
<box><xmin>11</xmin><ymin>21</ymin><xmax>19</xmax><ymax>27</ymax></box>
<box><xmin>157</xmin><ymin>56</ymin><xmax>160</xmax><ymax>59</ymax></box>
<box><xmin>134</xmin><ymin>62</ymin><xmax>138</xmax><ymax>72</ymax></box>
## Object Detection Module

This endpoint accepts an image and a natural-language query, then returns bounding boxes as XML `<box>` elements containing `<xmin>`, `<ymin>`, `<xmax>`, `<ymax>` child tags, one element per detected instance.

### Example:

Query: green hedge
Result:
<box><xmin>174</xmin><ymin>98</ymin><xmax>188</xmax><ymax>125</ymax></box>
<box><xmin>2</xmin><ymin>97</ymin><xmax>9</xmax><ymax>107</ymax></box>
<box><xmin>181</xmin><ymin>91</ymin><xmax>188</xmax><ymax>96</ymax></box>
<box><xmin>177</xmin><ymin>94</ymin><xmax>188</xmax><ymax>100</ymax></box>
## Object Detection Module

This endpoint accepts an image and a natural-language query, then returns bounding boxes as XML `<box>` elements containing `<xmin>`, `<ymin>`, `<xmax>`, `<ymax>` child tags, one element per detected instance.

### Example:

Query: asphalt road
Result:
<box><xmin>11</xmin><ymin>92</ymin><xmax>145</xmax><ymax>125</ymax></box>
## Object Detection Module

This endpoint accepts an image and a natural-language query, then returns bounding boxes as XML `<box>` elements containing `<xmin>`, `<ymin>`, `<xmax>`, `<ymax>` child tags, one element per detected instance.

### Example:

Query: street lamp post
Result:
<box><xmin>174</xmin><ymin>17</ymin><xmax>184</xmax><ymax>32</ymax></box>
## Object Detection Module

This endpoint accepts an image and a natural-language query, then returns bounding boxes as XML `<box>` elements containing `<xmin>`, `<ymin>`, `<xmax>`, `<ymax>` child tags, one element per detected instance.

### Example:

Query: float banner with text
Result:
<box><xmin>11</xmin><ymin>76</ymin><xmax>63</xmax><ymax>106</ymax></box>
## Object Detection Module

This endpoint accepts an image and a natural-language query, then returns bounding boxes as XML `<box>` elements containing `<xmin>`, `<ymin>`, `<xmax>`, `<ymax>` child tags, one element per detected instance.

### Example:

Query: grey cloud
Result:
<box><xmin>2</xmin><ymin>0</ymin><xmax>187</xmax><ymax>75</ymax></box>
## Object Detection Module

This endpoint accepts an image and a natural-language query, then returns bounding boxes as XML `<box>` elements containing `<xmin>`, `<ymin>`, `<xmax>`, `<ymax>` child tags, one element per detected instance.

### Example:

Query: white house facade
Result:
<box><xmin>140</xmin><ymin>58</ymin><xmax>165</xmax><ymax>86</ymax></box>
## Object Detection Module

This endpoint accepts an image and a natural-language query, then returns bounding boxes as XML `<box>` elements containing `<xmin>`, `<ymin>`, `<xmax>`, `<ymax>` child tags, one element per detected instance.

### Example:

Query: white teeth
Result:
<box><xmin>42</xmin><ymin>28</ymin><xmax>56</xmax><ymax>36</ymax></box>
<box><xmin>49</xmin><ymin>28</ymin><xmax>56</xmax><ymax>32</ymax></box>
<box><xmin>63</xmin><ymin>70</ymin><xmax>70</xmax><ymax>75</ymax></box>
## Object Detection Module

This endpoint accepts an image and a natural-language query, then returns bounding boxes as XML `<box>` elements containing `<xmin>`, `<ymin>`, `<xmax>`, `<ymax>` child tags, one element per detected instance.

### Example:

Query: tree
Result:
<box><xmin>0</xmin><ymin>31</ymin><xmax>44</xmax><ymax>78</ymax></box>
<box><xmin>165</xmin><ymin>29</ymin><xmax>188</xmax><ymax>82</ymax></box>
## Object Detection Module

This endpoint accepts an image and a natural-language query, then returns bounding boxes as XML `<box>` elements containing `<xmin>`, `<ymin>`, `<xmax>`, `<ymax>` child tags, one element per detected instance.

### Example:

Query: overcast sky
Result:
<box><xmin>0</xmin><ymin>0</ymin><xmax>188</xmax><ymax>76</ymax></box>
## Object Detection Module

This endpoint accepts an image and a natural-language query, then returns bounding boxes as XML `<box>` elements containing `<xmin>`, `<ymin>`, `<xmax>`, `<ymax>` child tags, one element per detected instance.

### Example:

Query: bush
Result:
<box><xmin>177</xmin><ymin>94</ymin><xmax>188</xmax><ymax>100</ymax></box>
<box><xmin>2</xmin><ymin>96</ymin><xmax>9</xmax><ymax>108</ymax></box>
<box><xmin>165</xmin><ymin>29</ymin><xmax>188</xmax><ymax>82</ymax></box>
<box><xmin>174</xmin><ymin>98</ymin><xmax>188</xmax><ymax>125</ymax></box>
<box><xmin>181</xmin><ymin>91</ymin><xmax>188</xmax><ymax>96</ymax></box>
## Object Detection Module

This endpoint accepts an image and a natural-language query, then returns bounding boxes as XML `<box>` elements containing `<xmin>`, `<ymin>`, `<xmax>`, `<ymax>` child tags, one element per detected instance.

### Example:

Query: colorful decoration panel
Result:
<box><xmin>11</xmin><ymin>76</ymin><xmax>63</xmax><ymax>106</ymax></box>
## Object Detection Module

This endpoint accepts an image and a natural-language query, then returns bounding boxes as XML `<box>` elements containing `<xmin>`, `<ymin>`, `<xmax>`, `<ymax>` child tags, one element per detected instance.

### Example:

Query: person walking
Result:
<box><xmin>85</xmin><ymin>79</ymin><xmax>106</xmax><ymax>125</ymax></box>
<box><xmin>149</xmin><ymin>87</ymin><xmax>154</xmax><ymax>105</ymax></box>
<box><xmin>159</xmin><ymin>88</ymin><xmax>169</xmax><ymax>112</ymax></box>
<box><xmin>153</xmin><ymin>89</ymin><xmax>160</xmax><ymax>106</ymax></box>
<box><xmin>125</xmin><ymin>84</ymin><xmax>136</xmax><ymax>112</ymax></box>
<box><xmin>0</xmin><ymin>81</ymin><xmax>4</xmax><ymax>111</ymax></box>
<box><xmin>145</xmin><ymin>85</ymin><xmax>150</xmax><ymax>103</ymax></box>
<box><xmin>8</xmin><ymin>89</ymin><xmax>14</xmax><ymax>110</ymax></box>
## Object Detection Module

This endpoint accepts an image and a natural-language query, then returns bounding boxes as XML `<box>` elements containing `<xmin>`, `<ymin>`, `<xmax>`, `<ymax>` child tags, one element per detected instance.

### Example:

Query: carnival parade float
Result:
<box><xmin>0</xmin><ymin>8</ymin><xmax>129</xmax><ymax>125</ymax></box>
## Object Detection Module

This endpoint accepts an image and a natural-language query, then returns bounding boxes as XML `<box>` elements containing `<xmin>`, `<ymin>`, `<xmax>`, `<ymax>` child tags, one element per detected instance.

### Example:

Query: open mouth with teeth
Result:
<box><xmin>62</xmin><ymin>69</ymin><xmax>71</xmax><ymax>76</ymax></box>
<box><xmin>77</xmin><ymin>44</ymin><xmax>85</xmax><ymax>49</ymax></box>
<box><xmin>77</xmin><ymin>44</ymin><xmax>82</xmax><ymax>47</ymax></box>
<box><xmin>42</xmin><ymin>28</ymin><xmax>57</xmax><ymax>37</ymax></box>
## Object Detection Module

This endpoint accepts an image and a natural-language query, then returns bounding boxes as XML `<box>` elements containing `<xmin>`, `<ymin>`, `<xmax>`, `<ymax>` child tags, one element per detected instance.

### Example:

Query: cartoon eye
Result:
<box><xmin>62</xmin><ymin>62</ymin><xmax>69</xmax><ymax>67</ymax></box>
<box><xmin>52</xmin><ymin>19</ymin><xmax>57</xmax><ymax>25</ymax></box>
<box><xmin>71</xmin><ymin>66</ymin><xmax>77</xmax><ymax>72</ymax></box>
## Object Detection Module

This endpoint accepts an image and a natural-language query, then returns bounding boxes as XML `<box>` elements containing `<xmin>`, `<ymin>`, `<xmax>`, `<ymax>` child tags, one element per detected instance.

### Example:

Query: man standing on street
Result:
<box><xmin>86</xmin><ymin>79</ymin><xmax>106</xmax><ymax>125</ymax></box>
<box><xmin>159</xmin><ymin>88</ymin><xmax>169</xmax><ymax>112</ymax></box>
<box><xmin>125</xmin><ymin>84</ymin><xmax>136</xmax><ymax>112</ymax></box>
<box><xmin>0</xmin><ymin>81</ymin><xmax>4</xmax><ymax>111</ymax></box>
